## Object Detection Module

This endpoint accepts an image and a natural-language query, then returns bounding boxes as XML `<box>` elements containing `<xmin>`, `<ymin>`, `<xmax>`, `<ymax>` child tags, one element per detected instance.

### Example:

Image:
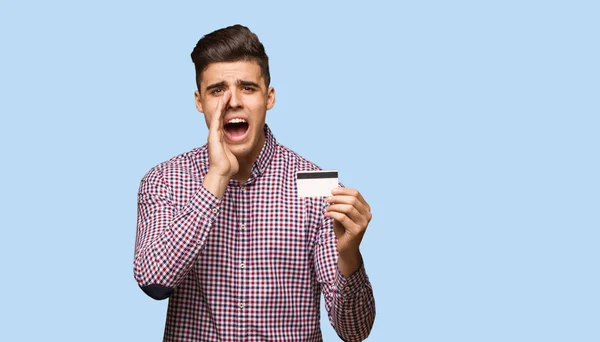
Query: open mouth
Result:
<box><xmin>223</xmin><ymin>118</ymin><xmax>250</xmax><ymax>142</ymax></box>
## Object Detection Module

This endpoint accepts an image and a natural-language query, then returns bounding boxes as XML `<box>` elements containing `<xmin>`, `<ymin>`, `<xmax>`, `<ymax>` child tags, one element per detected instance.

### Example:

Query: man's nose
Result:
<box><xmin>227</xmin><ymin>89</ymin><xmax>243</xmax><ymax>109</ymax></box>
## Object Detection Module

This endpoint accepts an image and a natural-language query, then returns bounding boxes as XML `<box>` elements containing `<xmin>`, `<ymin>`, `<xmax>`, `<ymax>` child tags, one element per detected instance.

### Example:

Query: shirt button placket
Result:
<box><xmin>238</xmin><ymin>185</ymin><xmax>249</xmax><ymax>322</ymax></box>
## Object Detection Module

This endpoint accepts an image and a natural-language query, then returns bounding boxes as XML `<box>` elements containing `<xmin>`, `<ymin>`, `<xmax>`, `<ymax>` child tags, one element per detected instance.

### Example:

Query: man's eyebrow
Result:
<box><xmin>205</xmin><ymin>81</ymin><xmax>226</xmax><ymax>92</ymax></box>
<box><xmin>238</xmin><ymin>80</ymin><xmax>260</xmax><ymax>88</ymax></box>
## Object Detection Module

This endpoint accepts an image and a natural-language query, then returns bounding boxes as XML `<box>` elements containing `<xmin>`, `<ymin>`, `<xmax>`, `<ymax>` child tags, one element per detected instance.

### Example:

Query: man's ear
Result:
<box><xmin>194</xmin><ymin>90</ymin><xmax>204</xmax><ymax>113</ymax></box>
<box><xmin>266</xmin><ymin>87</ymin><xmax>276</xmax><ymax>110</ymax></box>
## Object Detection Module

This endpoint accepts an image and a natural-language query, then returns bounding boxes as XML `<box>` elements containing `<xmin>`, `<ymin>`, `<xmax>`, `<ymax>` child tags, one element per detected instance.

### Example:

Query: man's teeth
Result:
<box><xmin>227</xmin><ymin>118</ymin><xmax>247</xmax><ymax>124</ymax></box>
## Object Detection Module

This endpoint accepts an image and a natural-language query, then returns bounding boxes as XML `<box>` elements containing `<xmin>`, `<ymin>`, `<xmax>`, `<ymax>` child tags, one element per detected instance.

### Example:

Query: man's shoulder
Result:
<box><xmin>141</xmin><ymin>145</ymin><xmax>208</xmax><ymax>183</ymax></box>
<box><xmin>274</xmin><ymin>141</ymin><xmax>345</xmax><ymax>188</ymax></box>
<box><xmin>275</xmin><ymin>142</ymin><xmax>323</xmax><ymax>172</ymax></box>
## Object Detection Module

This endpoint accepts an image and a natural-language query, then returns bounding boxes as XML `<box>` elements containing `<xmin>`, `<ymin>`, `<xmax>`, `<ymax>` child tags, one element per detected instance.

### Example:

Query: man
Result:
<box><xmin>134</xmin><ymin>24</ymin><xmax>375</xmax><ymax>341</ymax></box>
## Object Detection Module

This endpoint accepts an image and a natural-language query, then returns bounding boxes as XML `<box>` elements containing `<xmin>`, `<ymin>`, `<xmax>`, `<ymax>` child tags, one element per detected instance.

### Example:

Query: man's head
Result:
<box><xmin>191</xmin><ymin>24</ymin><xmax>270</xmax><ymax>91</ymax></box>
<box><xmin>191</xmin><ymin>25</ymin><xmax>275</xmax><ymax>171</ymax></box>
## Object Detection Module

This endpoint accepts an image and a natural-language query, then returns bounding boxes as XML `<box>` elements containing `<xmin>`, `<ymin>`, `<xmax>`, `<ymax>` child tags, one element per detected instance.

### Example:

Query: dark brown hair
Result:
<box><xmin>191</xmin><ymin>24</ymin><xmax>270</xmax><ymax>91</ymax></box>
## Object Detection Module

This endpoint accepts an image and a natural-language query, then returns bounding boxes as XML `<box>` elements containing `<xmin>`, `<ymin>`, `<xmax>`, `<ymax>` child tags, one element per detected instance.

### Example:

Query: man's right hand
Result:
<box><xmin>203</xmin><ymin>90</ymin><xmax>238</xmax><ymax>199</ymax></box>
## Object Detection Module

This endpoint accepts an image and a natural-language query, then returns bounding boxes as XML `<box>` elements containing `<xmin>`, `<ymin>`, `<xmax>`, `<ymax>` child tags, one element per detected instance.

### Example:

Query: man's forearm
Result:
<box><xmin>134</xmin><ymin>175</ymin><xmax>222</xmax><ymax>299</ymax></box>
<box><xmin>331</xmin><ymin>263</ymin><xmax>376</xmax><ymax>341</ymax></box>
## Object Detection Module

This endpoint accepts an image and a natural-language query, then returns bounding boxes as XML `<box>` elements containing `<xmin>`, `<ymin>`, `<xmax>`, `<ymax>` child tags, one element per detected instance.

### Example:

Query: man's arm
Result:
<box><xmin>134</xmin><ymin>90</ymin><xmax>236</xmax><ymax>300</ymax></box>
<box><xmin>315</xmin><ymin>189</ymin><xmax>376</xmax><ymax>341</ymax></box>
<box><xmin>133</xmin><ymin>167</ymin><xmax>222</xmax><ymax>300</ymax></box>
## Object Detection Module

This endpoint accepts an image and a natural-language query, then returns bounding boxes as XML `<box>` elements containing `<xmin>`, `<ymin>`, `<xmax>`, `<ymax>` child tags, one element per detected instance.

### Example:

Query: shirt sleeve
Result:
<box><xmin>314</xmin><ymin>201</ymin><xmax>376</xmax><ymax>341</ymax></box>
<box><xmin>133</xmin><ymin>167</ymin><xmax>221</xmax><ymax>300</ymax></box>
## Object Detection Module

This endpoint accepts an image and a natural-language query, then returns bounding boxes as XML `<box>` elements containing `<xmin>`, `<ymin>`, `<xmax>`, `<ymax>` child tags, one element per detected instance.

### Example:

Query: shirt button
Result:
<box><xmin>211</xmin><ymin>207</ymin><xmax>218</xmax><ymax>213</ymax></box>
<box><xmin>240</xmin><ymin>263</ymin><xmax>245</xmax><ymax>269</ymax></box>
<box><xmin>345</xmin><ymin>286</ymin><xmax>350</xmax><ymax>292</ymax></box>
<box><xmin>240</xmin><ymin>224</ymin><xmax>246</xmax><ymax>230</ymax></box>
<box><xmin>241</xmin><ymin>186</ymin><xmax>247</xmax><ymax>192</ymax></box>
<box><xmin>238</xmin><ymin>303</ymin><xmax>244</xmax><ymax>309</ymax></box>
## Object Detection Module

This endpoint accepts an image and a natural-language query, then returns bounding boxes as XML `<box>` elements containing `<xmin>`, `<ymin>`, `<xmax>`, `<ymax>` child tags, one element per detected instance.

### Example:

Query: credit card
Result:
<box><xmin>296</xmin><ymin>170</ymin><xmax>339</xmax><ymax>198</ymax></box>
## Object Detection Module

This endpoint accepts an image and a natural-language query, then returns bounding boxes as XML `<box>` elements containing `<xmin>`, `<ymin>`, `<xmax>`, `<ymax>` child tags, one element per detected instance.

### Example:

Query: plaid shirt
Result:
<box><xmin>134</xmin><ymin>124</ymin><xmax>375</xmax><ymax>341</ymax></box>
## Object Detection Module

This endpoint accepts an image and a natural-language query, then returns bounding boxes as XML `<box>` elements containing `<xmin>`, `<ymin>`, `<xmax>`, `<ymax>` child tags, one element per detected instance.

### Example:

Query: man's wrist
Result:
<box><xmin>203</xmin><ymin>170</ymin><xmax>230</xmax><ymax>200</ymax></box>
<box><xmin>338</xmin><ymin>249</ymin><xmax>362</xmax><ymax>278</ymax></box>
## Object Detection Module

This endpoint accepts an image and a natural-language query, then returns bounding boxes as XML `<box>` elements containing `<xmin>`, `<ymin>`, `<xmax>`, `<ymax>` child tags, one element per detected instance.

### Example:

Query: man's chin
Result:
<box><xmin>225</xmin><ymin>129</ymin><xmax>264</xmax><ymax>160</ymax></box>
<box><xmin>227</xmin><ymin>142</ymin><xmax>251</xmax><ymax>157</ymax></box>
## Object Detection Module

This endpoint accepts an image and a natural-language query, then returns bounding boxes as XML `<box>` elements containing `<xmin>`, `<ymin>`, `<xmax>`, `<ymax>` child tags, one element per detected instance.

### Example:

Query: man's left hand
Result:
<box><xmin>325</xmin><ymin>187</ymin><xmax>372</xmax><ymax>276</ymax></box>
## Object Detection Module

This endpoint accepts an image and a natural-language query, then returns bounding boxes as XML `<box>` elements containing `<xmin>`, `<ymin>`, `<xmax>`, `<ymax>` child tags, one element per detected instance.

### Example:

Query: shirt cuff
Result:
<box><xmin>335</xmin><ymin>262</ymin><xmax>369</xmax><ymax>297</ymax></box>
<box><xmin>189</xmin><ymin>184</ymin><xmax>222</xmax><ymax>218</ymax></box>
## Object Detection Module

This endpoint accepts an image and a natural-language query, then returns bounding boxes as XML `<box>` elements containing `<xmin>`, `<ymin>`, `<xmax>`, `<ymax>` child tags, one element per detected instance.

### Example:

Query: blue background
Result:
<box><xmin>1</xmin><ymin>1</ymin><xmax>598</xmax><ymax>341</ymax></box>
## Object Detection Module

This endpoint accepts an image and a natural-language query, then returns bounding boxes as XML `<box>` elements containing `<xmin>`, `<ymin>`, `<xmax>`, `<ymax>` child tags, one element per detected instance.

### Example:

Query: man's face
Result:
<box><xmin>195</xmin><ymin>60</ymin><xmax>275</xmax><ymax>162</ymax></box>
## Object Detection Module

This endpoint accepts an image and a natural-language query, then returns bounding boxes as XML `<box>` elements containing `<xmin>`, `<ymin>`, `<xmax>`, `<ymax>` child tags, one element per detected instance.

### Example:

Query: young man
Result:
<box><xmin>134</xmin><ymin>25</ymin><xmax>375</xmax><ymax>341</ymax></box>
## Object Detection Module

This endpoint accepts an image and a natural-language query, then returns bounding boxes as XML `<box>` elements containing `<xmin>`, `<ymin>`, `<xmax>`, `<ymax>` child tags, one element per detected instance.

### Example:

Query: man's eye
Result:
<box><xmin>211</xmin><ymin>88</ymin><xmax>223</xmax><ymax>95</ymax></box>
<box><xmin>243</xmin><ymin>87</ymin><xmax>255</xmax><ymax>92</ymax></box>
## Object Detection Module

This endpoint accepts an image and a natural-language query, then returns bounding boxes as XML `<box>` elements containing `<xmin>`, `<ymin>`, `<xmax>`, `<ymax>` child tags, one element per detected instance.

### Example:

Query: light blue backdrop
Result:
<box><xmin>1</xmin><ymin>1</ymin><xmax>598</xmax><ymax>341</ymax></box>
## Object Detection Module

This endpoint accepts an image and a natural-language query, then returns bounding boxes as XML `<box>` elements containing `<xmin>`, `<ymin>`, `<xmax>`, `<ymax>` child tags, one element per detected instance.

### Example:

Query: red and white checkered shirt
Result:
<box><xmin>134</xmin><ymin>124</ymin><xmax>375</xmax><ymax>341</ymax></box>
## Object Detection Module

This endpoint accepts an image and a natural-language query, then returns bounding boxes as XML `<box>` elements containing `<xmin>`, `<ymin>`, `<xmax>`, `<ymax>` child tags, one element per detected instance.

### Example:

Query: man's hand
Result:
<box><xmin>207</xmin><ymin>90</ymin><xmax>239</xmax><ymax>178</ymax></box>
<box><xmin>203</xmin><ymin>90</ymin><xmax>238</xmax><ymax>199</ymax></box>
<box><xmin>325</xmin><ymin>187</ymin><xmax>372</xmax><ymax>277</ymax></box>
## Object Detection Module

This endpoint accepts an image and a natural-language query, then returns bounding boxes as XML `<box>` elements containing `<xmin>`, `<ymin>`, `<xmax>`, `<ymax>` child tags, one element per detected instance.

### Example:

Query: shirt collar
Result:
<box><xmin>250</xmin><ymin>123</ymin><xmax>276</xmax><ymax>180</ymax></box>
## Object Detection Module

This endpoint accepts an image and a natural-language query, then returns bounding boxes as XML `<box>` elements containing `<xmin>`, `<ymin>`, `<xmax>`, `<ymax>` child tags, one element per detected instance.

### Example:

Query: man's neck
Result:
<box><xmin>232</xmin><ymin>130</ymin><xmax>266</xmax><ymax>184</ymax></box>
<box><xmin>232</xmin><ymin>171</ymin><xmax>251</xmax><ymax>183</ymax></box>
